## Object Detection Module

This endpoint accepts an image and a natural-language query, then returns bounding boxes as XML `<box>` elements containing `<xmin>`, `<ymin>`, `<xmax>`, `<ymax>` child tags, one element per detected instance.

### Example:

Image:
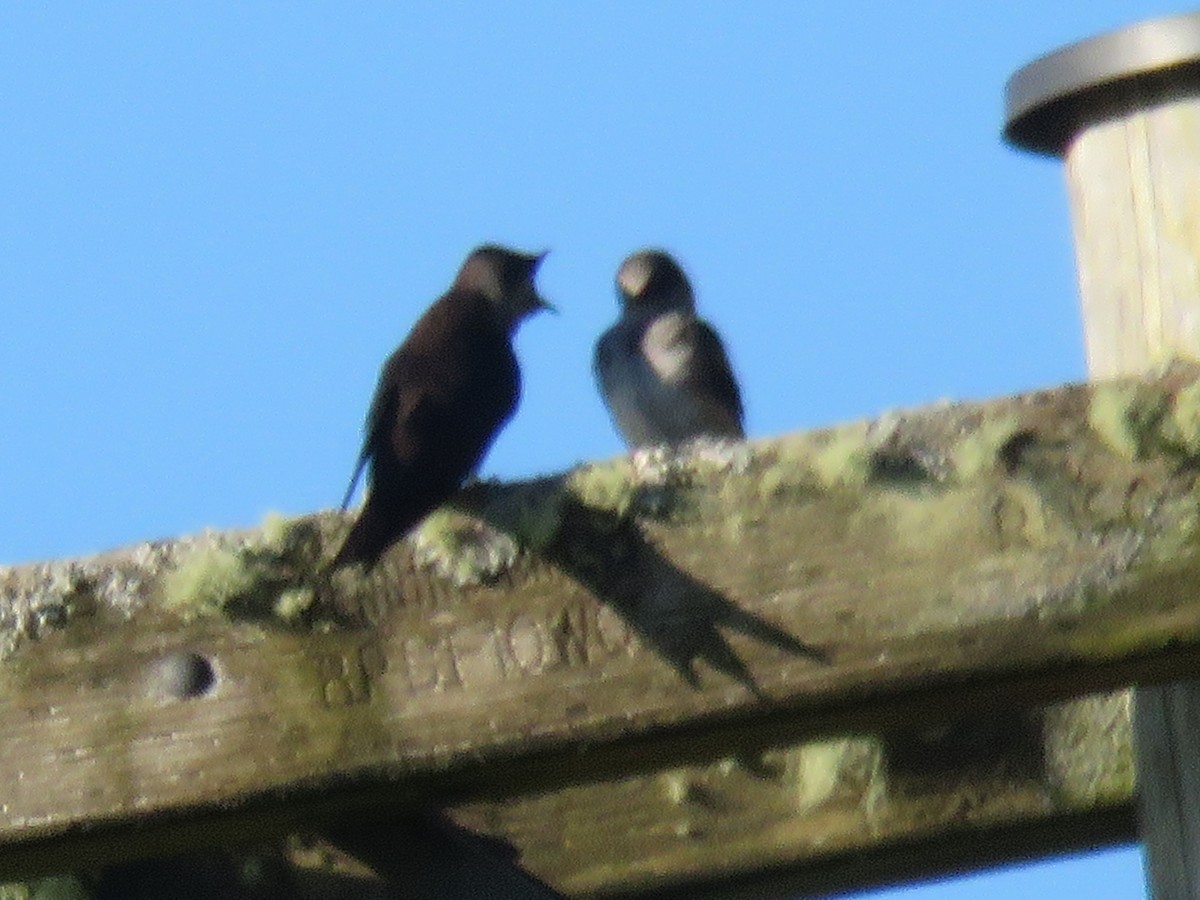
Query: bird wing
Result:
<box><xmin>593</xmin><ymin>322</ymin><xmax>664</xmax><ymax>446</ymax></box>
<box><xmin>343</xmin><ymin>321</ymin><xmax>477</xmax><ymax>511</ymax></box>
<box><xmin>683</xmin><ymin>319</ymin><xmax>745</xmax><ymax>433</ymax></box>
<box><xmin>338</xmin><ymin>347</ymin><xmax>431</xmax><ymax>509</ymax></box>
<box><xmin>340</xmin><ymin>337</ymin><xmax>451</xmax><ymax>510</ymax></box>
<box><xmin>592</xmin><ymin>326</ymin><xmax>624</xmax><ymax>397</ymax></box>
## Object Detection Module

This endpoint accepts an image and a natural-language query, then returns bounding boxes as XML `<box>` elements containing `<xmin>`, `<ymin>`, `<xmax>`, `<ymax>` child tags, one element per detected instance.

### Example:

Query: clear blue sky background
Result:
<box><xmin>2</xmin><ymin>3</ymin><xmax>1184</xmax><ymax>896</ymax></box>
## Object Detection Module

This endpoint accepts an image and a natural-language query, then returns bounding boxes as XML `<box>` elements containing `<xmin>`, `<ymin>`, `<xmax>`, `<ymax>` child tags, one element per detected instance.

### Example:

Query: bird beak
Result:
<box><xmin>531</xmin><ymin>250</ymin><xmax>557</xmax><ymax>314</ymax></box>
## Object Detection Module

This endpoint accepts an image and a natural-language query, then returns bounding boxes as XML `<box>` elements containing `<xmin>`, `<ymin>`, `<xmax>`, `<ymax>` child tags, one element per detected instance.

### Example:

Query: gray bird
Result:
<box><xmin>594</xmin><ymin>249</ymin><xmax>744</xmax><ymax>448</ymax></box>
<box><xmin>331</xmin><ymin>245</ymin><xmax>553</xmax><ymax>571</ymax></box>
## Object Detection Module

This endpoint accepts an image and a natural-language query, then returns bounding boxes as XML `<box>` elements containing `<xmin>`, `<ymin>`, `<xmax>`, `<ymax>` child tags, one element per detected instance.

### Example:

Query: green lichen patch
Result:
<box><xmin>274</xmin><ymin>586</ymin><xmax>317</xmax><ymax>620</ymax></box>
<box><xmin>567</xmin><ymin>459</ymin><xmax>640</xmax><ymax>520</ymax></box>
<box><xmin>412</xmin><ymin>508</ymin><xmax>519</xmax><ymax>587</ymax></box>
<box><xmin>787</xmin><ymin>738</ymin><xmax>865</xmax><ymax>813</ymax></box>
<box><xmin>0</xmin><ymin>874</ymin><xmax>93</xmax><ymax>900</ymax></box>
<box><xmin>631</xmin><ymin>448</ymin><xmax>713</xmax><ymax>521</ymax></box>
<box><xmin>257</xmin><ymin>512</ymin><xmax>328</xmax><ymax>563</ymax></box>
<box><xmin>403</xmin><ymin>478</ymin><xmax>575</xmax><ymax>586</ymax></box>
<box><xmin>162</xmin><ymin>542</ymin><xmax>258</xmax><ymax>617</ymax></box>
<box><xmin>1088</xmin><ymin>383</ymin><xmax>1171</xmax><ymax>460</ymax></box>
<box><xmin>1087</xmin><ymin>376</ymin><xmax>1200</xmax><ymax>462</ymax></box>
<box><xmin>162</xmin><ymin>512</ymin><xmax>329</xmax><ymax>624</ymax></box>
<box><xmin>750</xmin><ymin>420</ymin><xmax>920</xmax><ymax>506</ymax></box>
<box><xmin>1043</xmin><ymin>694</ymin><xmax>1133</xmax><ymax>808</ymax></box>
<box><xmin>811</xmin><ymin>424</ymin><xmax>874</xmax><ymax>489</ymax></box>
<box><xmin>753</xmin><ymin>438</ymin><xmax>826</xmax><ymax>503</ymax></box>
<box><xmin>950</xmin><ymin>415</ymin><xmax>1023</xmax><ymax>481</ymax></box>
<box><xmin>678</xmin><ymin>437</ymin><xmax>753</xmax><ymax>476</ymax></box>
<box><xmin>1142</xmin><ymin>491</ymin><xmax>1200</xmax><ymax>566</ymax></box>
<box><xmin>596</xmin><ymin>443</ymin><xmax>754</xmax><ymax>523</ymax></box>
<box><xmin>1161</xmin><ymin>378</ymin><xmax>1200</xmax><ymax>457</ymax></box>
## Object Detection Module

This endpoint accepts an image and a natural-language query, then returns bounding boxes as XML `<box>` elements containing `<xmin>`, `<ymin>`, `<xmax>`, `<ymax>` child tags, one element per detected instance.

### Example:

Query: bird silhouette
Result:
<box><xmin>595</xmin><ymin>249</ymin><xmax>743</xmax><ymax>448</ymax></box>
<box><xmin>331</xmin><ymin>245</ymin><xmax>552</xmax><ymax>571</ymax></box>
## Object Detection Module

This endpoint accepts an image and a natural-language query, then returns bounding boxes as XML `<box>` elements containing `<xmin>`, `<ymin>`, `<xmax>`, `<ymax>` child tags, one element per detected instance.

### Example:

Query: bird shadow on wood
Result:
<box><xmin>485</xmin><ymin>490</ymin><xmax>828</xmax><ymax>700</ymax></box>
<box><xmin>327</xmin><ymin>809</ymin><xmax>566</xmax><ymax>899</ymax></box>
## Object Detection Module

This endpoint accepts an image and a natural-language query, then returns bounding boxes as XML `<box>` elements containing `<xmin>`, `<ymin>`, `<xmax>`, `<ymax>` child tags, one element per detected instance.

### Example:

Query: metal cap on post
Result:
<box><xmin>1004</xmin><ymin>13</ymin><xmax>1200</xmax><ymax>899</ymax></box>
<box><xmin>1005</xmin><ymin>12</ymin><xmax>1200</xmax><ymax>156</ymax></box>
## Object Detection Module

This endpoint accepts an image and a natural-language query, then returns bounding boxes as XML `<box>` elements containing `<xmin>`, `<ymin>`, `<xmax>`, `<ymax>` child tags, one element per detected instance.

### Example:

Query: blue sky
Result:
<box><xmin>1</xmin><ymin>3</ymin><xmax>1179</xmax><ymax>896</ymax></box>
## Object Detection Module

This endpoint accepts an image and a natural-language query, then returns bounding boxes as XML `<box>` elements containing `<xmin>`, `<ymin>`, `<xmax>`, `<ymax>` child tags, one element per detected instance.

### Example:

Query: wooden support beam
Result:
<box><xmin>4</xmin><ymin>364</ymin><xmax>1200</xmax><ymax>895</ymax></box>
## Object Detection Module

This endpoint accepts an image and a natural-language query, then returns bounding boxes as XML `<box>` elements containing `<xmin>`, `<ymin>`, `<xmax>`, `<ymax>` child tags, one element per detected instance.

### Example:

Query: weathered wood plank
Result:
<box><xmin>457</xmin><ymin>692</ymin><xmax>1134</xmax><ymax>898</ymax></box>
<box><xmin>4</xmin><ymin>365</ymin><xmax>1200</xmax><ymax>893</ymax></box>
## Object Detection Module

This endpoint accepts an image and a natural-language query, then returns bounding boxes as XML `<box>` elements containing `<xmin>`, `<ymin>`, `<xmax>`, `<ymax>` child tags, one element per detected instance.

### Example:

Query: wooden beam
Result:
<box><xmin>4</xmin><ymin>365</ymin><xmax>1200</xmax><ymax>893</ymax></box>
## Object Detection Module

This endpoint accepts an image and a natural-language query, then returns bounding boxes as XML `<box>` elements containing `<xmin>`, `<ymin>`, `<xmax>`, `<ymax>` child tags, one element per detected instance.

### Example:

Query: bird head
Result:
<box><xmin>458</xmin><ymin>245</ymin><xmax>555</xmax><ymax>330</ymax></box>
<box><xmin>616</xmin><ymin>249</ymin><xmax>695</xmax><ymax>317</ymax></box>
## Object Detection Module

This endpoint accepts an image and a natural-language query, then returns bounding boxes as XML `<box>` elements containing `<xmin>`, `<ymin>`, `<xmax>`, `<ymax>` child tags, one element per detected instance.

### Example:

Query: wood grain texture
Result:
<box><xmin>1065</xmin><ymin>82</ymin><xmax>1200</xmax><ymax>379</ymax></box>
<box><xmin>4</xmin><ymin>365</ymin><xmax>1200</xmax><ymax>894</ymax></box>
<box><xmin>1062</xmin><ymin>71</ymin><xmax>1200</xmax><ymax>900</ymax></box>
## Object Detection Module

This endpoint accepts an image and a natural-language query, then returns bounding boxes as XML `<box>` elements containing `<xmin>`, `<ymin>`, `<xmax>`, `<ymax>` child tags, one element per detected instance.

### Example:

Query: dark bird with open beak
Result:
<box><xmin>331</xmin><ymin>245</ymin><xmax>553</xmax><ymax>571</ymax></box>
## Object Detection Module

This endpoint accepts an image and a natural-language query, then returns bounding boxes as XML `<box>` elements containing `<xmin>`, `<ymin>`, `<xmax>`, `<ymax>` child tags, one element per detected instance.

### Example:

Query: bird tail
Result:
<box><xmin>328</xmin><ymin>497</ymin><xmax>405</xmax><ymax>572</ymax></box>
<box><xmin>339</xmin><ymin>452</ymin><xmax>369</xmax><ymax>511</ymax></box>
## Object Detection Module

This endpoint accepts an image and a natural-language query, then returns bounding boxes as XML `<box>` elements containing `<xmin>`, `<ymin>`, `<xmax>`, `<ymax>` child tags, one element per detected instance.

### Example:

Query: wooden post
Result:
<box><xmin>1006</xmin><ymin>11</ymin><xmax>1200</xmax><ymax>897</ymax></box>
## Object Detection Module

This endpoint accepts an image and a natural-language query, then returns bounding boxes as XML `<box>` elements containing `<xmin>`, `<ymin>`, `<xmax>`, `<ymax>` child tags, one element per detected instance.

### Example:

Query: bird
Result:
<box><xmin>594</xmin><ymin>249</ymin><xmax>744</xmax><ymax>449</ymax></box>
<box><xmin>330</xmin><ymin>245</ymin><xmax>553</xmax><ymax>571</ymax></box>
